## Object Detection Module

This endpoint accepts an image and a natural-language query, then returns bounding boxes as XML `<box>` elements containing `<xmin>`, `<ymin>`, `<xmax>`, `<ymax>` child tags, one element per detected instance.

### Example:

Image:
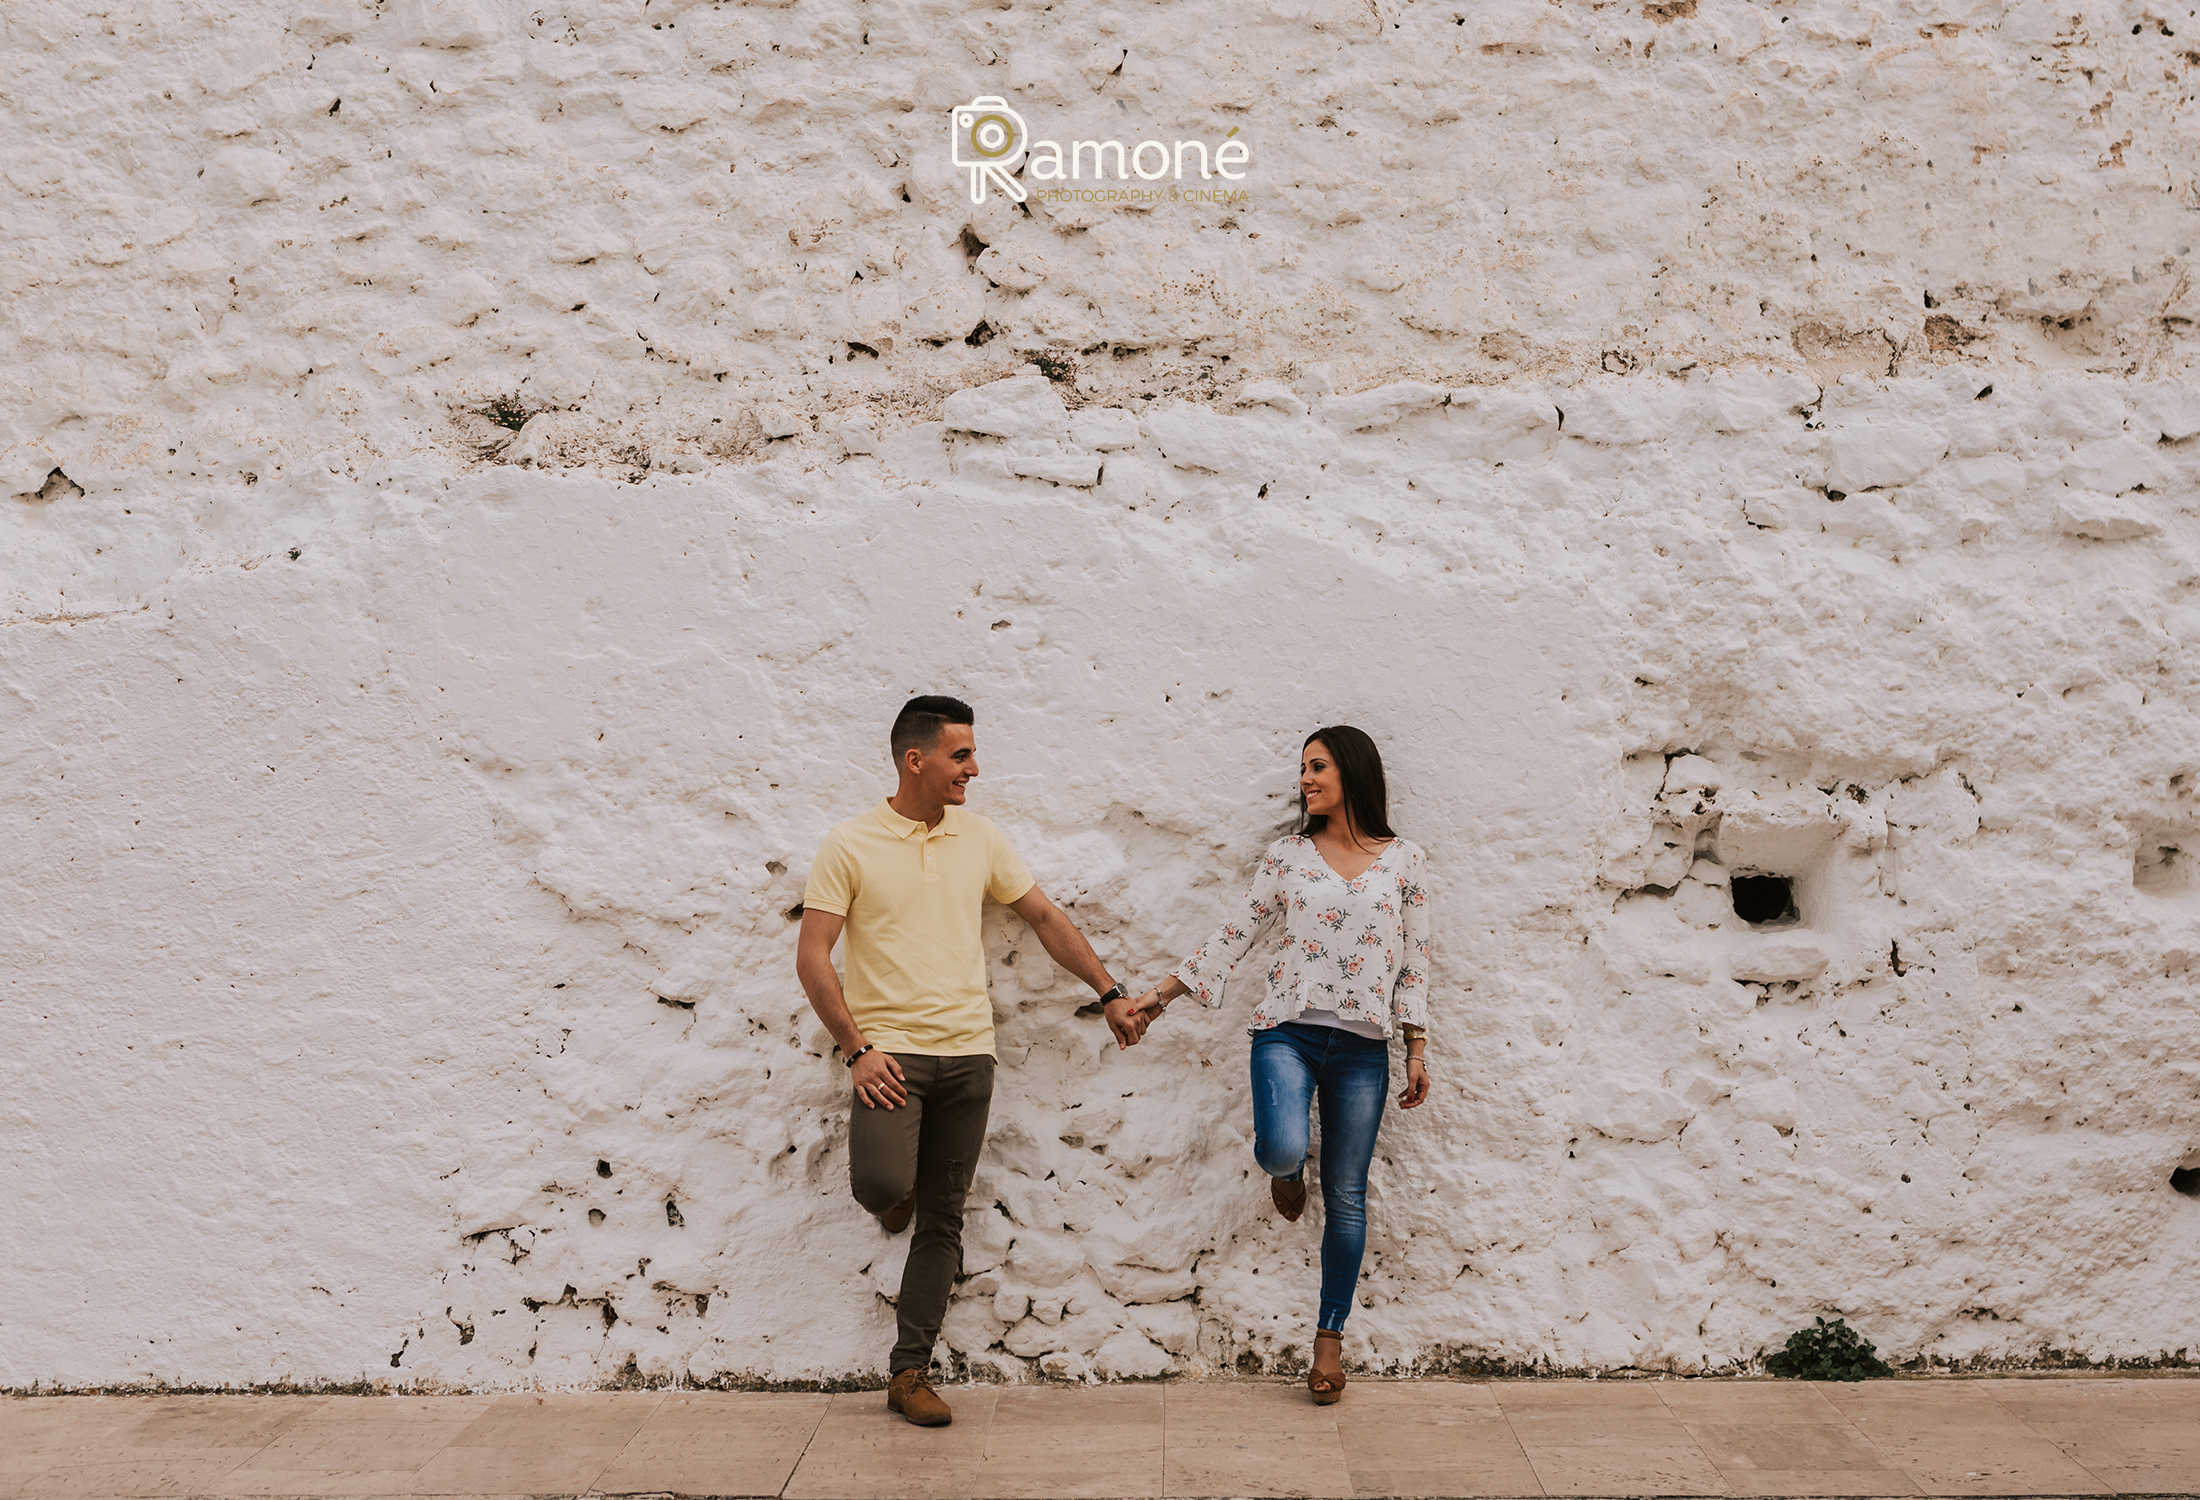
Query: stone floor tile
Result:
<box><xmin>1655</xmin><ymin>1384</ymin><xmax>1847</xmax><ymax>1422</ymax></box>
<box><xmin>1685</xmin><ymin>1420</ymin><xmax>1894</xmax><ymax>1472</ymax></box>
<box><xmin>0</xmin><ymin>1396</ymin><xmax>119</xmax><ymax>1435</ymax></box>
<box><xmin>2019</xmin><ymin>1416</ymin><xmax>2200</xmax><ymax>1473</ymax></box>
<box><xmin>591</xmin><ymin>1390</ymin><xmax>831</xmax><ymax>1498</ymax></box>
<box><xmin>1164</xmin><ymin>1380</ymin><xmax>1325</xmax><ymax>1413</ymax></box>
<box><xmin>441</xmin><ymin>1392</ymin><xmax>663</xmax><ymax>1451</ymax></box>
<box><xmin>1497</xmin><ymin>1402</ymin><xmax>1695</xmax><ymax>1445</ymax></box>
<box><xmin>1812</xmin><ymin>1384</ymin><xmax>2009</xmax><ymax>1417</ymax></box>
<box><xmin>782</xmin><ymin>1387</ymin><xmax>1001</xmax><ymax>1500</ymax></box>
<box><xmin>1494</xmin><ymin>1381</ymin><xmax>1672</xmax><ymax>1408</ymax></box>
<box><xmin>231</xmin><ymin>1396</ymin><xmax>499</xmax><ymax>1476</ymax></box>
<box><xmin>1989</xmin><ymin>1389</ymin><xmax>2194</xmax><ymax>1427</ymax></box>
<box><xmin>970</xmin><ymin>1385</ymin><xmax>1164</xmax><ymax>1499</ymax></box>
<box><xmin>2046</xmin><ymin>1414</ymin><xmax>2200</xmax><ymax>1449</ymax></box>
<box><xmin>15</xmin><ymin>1452</ymin><xmax>260</xmax><ymax>1498</ymax></box>
<box><xmin>2073</xmin><ymin>1458</ymin><xmax>2200</xmax><ymax>1493</ymax></box>
<box><xmin>401</xmin><ymin>1493</ymin><xmax>592</xmax><ymax>1500</ymax></box>
<box><xmin>401</xmin><ymin>1443</ymin><xmax>623</xmax><ymax>1496</ymax></box>
<box><xmin>1517</xmin><ymin>1439</ymin><xmax>1730</xmax><ymax>1497</ymax></box>
<box><xmin>0</xmin><ymin>1442</ymin><xmax>98</xmax><ymax>1492</ymax></box>
<box><xmin>1713</xmin><ymin>1467</ymin><xmax>1923</xmax><ymax>1496</ymax></box>
<box><xmin>1164</xmin><ymin>1382</ymin><xmax>1352</xmax><ymax>1498</ymax></box>
<box><xmin>104</xmin><ymin>1395</ymin><xmax>326</xmax><ymax>1455</ymax></box>
<box><xmin>1983</xmin><ymin>1377</ymin><xmax>2175</xmax><ymax>1398</ymax></box>
<box><xmin>1854</xmin><ymin>1431</ymin><xmax>2112</xmax><ymax>1495</ymax></box>
<box><xmin>0</xmin><ymin>1465</ymin><xmax>67</xmax><ymax>1500</ymax></box>
<box><xmin>1337</xmin><ymin>1390</ymin><xmax>1541</xmax><ymax>1498</ymax></box>
<box><xmin>207</xmin><ymin>1464</ymin><xmax>436</xmax><ymax>1495</ymax></box>
<box><xmin>1340</xmin><ymin>1380</ymin><xmax>1504</xmax><ymax>1410</ymax></box>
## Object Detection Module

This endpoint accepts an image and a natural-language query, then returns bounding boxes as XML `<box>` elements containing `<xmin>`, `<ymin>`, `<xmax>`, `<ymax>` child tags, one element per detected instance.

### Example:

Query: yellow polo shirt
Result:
<box><xmin>802</xmin><ymin>800</ymin><xmax>1036</xmax><ymax>1058</ymax></box>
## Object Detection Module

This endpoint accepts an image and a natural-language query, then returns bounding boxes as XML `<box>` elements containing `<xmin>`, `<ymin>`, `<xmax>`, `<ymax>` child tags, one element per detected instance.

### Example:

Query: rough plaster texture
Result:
<box><xmin>4</xmin><ymin>0</ymin><xmax>2200</xmax><ymax>1391</ymax></box>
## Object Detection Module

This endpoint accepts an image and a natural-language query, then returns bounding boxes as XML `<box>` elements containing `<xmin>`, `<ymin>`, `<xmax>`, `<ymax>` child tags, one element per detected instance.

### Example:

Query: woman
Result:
<box><xmin>1130</xmin><ymin>726</ymin><xmax>1430</xmax><ymax>1404</ymax></box>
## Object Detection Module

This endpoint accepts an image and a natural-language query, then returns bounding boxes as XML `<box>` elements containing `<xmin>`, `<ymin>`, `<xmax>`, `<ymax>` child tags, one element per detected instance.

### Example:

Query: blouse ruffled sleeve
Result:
<box><xmin>1169</xmin><ymin>842</ymin><xmax>1289</xmax><ymax>1008</ymax></box>
<box><xmin>1391</xmin><ymin>844</ymin><xmax>1432</xmax><ymax>1031</ymax></box>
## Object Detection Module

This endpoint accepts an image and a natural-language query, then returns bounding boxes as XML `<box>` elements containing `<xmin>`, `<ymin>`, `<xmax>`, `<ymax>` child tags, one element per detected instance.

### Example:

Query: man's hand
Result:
<box><xmin>1103</xmin><ymin>993</ymin><xmax>1151</xmax><ymax>1049</ymax></box>
<box><xmin>851</xmin><ymin>1047</ymin><xmax>908</xmax><ymax>1109</ymax></box>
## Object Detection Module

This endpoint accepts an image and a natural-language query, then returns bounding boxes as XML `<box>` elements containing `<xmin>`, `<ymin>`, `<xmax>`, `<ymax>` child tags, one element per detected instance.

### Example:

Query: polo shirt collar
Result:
<box><xmin>872</xmin><ymin>799</ymin><xmax>959</xmax><ymax>839</ymax></box>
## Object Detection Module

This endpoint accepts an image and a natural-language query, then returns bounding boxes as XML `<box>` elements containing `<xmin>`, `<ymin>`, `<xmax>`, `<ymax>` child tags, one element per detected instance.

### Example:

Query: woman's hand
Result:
<box><xmin>1103</xmin><ymin>991</ymin><xmax>1152</xmax><ymax>1049</ymax></box>
<box><xmin>1398</xmin><ymin>1056</ymin><xmax>1429</xmax><ymax>1108</ymax></box>
<box><xmin>1108</xmin><ymin>989</ymin><xmax>1167</xmax><ymax>1047</ymax></box>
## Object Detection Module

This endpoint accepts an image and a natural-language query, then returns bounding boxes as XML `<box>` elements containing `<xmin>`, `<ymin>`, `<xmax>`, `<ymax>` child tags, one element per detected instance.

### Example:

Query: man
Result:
<box><xmin>797</xmin><ymin>695</ymin><xmax>1150</xmax><ymax>1426</ymax></box>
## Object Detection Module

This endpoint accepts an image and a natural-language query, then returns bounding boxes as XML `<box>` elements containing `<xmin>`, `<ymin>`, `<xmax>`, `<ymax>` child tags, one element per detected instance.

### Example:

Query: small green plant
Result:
<box><xmin>481</xmin><ymin>395</ymin><xmax>532</xmax><ymax>432</ymax></box>
<box><xmin>1765</xmin><ymin>1317</ymin><xmax>1890</xmax><ymax>1381</ymax></box>
<box><xmin>1032</xmin><ymin>350</ymin><xmax>1077</xmax><ymax>385</ymax></box>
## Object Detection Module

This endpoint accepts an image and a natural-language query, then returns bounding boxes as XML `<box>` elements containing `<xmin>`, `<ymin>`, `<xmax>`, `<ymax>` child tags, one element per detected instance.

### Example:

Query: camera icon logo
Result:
<box><xmin>949</xmin><ymin>96</ymin><xmax>1028</xmax><ymax>204</ymax></box>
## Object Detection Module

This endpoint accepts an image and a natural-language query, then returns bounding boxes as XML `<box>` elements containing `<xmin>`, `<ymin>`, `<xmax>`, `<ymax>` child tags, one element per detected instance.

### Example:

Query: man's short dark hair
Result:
<box><xmin>891</xmin><ymin>695</ymin><xmax>975</xmax><ymax>762</ymax></box>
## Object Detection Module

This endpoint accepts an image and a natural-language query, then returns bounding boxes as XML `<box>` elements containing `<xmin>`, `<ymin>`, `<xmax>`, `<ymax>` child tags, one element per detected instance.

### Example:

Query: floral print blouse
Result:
<box><xmin>1170</xmin><ymin>835</ymin><xmax>1431</xmax><ymax>1038</ymax></box>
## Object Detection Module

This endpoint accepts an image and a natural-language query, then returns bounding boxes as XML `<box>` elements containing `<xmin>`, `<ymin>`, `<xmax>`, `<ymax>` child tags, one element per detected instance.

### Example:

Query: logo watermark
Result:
<box><xmin>949</xmin><ymin>97</ymin><xmax>1250</xmax><ymax>206</ymax></box>
<box><xmin>951</xmin><ymin>97</ymin><xmax>1029</xmax><ymax>203</ymax></box>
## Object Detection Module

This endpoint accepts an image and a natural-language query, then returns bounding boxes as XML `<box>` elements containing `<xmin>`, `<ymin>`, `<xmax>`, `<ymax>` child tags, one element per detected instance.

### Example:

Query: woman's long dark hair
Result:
<box><xmin>1297</xmin><ymin>725</ymin><xmax>1396</xmax><ymax>844</ymax></box>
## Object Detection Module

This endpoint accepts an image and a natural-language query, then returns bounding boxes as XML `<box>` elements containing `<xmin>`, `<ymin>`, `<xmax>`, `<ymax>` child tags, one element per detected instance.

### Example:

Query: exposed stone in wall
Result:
<box><xmin>3</xmin><ymin>0</ymin><xmax>2200</xmax><ymax>1392</ymax></box>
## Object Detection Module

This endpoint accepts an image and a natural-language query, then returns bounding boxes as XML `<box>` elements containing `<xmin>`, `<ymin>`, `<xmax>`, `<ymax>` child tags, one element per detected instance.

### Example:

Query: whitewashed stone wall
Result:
<box><xmin>3</xmin><ymin>0</ymin><xmax>2198</xmax><ymax>1389</ymax></box>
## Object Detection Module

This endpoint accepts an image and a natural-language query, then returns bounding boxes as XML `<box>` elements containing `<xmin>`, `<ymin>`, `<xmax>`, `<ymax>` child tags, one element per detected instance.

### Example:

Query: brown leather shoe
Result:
<box><xmin>878</xmin><ymin>1192</ymin><xmax>915</xmax><ymax>1235</ymax></box>
<box><xmin>886</xmin><ymin>1368</ymin><xmax>952</xmax><ymax>1426</ymax></box>
<box><xmin>1271</xmin><ymin>1174</ymin><xmax>1307</xmax><ymax>1222</ymax></box>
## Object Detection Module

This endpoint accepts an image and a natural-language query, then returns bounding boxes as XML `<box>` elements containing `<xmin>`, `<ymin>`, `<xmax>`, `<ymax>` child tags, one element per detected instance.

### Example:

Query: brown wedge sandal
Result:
<box><xmin>1271</xmin><ymin>1174</ymin><xmax>1307</xmax><ymax>1222</ymax></box>
<box><xmin>1309</xmin><ymin>1329</ymin><xmax>1346</xmax><ymax>1405</ymax></box>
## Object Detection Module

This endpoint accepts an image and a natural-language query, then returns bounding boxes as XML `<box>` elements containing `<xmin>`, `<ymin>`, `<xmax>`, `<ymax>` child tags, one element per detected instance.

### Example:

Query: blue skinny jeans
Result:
<box><xmin>1250</xmin><ymin>1020</ymin><xmax>1390</xmax><ymax>1332</ymax></box>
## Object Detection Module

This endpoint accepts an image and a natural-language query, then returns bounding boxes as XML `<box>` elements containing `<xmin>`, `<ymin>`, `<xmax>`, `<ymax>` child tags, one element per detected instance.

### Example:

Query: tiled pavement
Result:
<box><xmin>7</xmin><ymin>1376</ymin><xmax>2200</xmax><ymax>1499</ymax></box>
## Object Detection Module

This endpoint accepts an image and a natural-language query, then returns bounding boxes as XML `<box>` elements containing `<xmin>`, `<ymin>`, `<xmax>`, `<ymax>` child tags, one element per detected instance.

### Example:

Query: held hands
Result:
<box><xmin>1398</xmin><ymin>1056</ymin><xmax>1429</xmax><ymax>1109</ymax></box>
<box><xmin>850</xmin><ymin>1047</ymin><xmax>908</xmax><ymax>1109</ymax></box>
<box><xmin>1103</xmin><ymin>990</ymin><xmax>1165</xmax><ymax>1049</ymax></box>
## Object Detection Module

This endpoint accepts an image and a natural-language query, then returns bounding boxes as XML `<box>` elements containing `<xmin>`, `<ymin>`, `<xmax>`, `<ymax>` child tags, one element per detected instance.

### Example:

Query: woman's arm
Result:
<box><xmin>1131</xmin><ymin>974</ymin><xmax>1190</xmax><ymax>1022</ymax></box>
<box><xmin>1155</xmin><ymin>849</ymin><xmax>1288</xmax><ymax>1012</ymax></box>
<box><xmin>1391</xmin><ymin>850</ymin><xmax>1432</xmax><ymax>1033</ymax></box>
<box><xmin>1394</xmin><ymin>850</ymin><xmax>1432</xmax><ymax>1106</ymax></box>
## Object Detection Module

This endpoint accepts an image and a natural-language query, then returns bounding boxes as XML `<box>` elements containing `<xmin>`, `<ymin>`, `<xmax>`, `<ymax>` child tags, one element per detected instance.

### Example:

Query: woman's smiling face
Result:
<box><xmin>1300</xmin><ymin>740</ymin><xmax>1343</xmax><ymax>820</ymax></box>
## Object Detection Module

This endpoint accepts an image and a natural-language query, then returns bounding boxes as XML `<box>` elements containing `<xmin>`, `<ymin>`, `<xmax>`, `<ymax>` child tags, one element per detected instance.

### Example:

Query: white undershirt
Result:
<box><xmin>1289</xmin><ymin>1002</ymin><xmax>1388</xmax><ymax>1040</ymax></box>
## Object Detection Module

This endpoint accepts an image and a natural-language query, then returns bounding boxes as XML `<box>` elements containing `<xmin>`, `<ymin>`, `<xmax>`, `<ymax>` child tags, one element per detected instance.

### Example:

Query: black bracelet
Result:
<box><xmin>845</xmin><ymin>1044</ymin><xmax>874</xmax><ymax>1069</ymax></box>
<box><xmin>1096</xmin><ymin>983</ymin><xmax>1126</xmax><ymax>1005</ymax></box>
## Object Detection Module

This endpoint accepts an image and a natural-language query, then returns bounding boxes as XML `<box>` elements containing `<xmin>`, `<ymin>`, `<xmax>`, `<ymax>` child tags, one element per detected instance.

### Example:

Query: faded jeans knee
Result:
<box><xmin>1254</xmin><ymin>1127</ymin><xmax>1307</xmax><ymax>1179</ymax></box>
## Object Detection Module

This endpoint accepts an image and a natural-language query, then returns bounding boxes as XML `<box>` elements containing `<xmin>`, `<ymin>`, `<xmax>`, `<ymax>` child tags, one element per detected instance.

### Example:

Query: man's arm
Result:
<box><xmin>1005</xmin><ymin>886</ymin><xmax>1145</xmax><ymax>1048</ymax></box>
<box><xmin>796</xmin><ymin>907</ymin><xmax>907</xmax><ymax>1108</ymax></box>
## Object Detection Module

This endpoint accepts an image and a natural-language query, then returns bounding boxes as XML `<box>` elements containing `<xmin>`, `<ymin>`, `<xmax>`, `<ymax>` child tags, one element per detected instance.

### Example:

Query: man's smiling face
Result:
<box><xmin>911</xmin><ymin>723</ymin><xmax>978</xmax><ymax>805</ymax></box>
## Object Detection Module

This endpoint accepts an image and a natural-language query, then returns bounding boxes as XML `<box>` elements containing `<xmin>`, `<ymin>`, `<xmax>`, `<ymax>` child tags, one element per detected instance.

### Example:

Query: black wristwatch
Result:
<box><xmin>1096</xmin><ymin>984</ymin><xmax>1127</xmax><ymax>1005</ymax></box>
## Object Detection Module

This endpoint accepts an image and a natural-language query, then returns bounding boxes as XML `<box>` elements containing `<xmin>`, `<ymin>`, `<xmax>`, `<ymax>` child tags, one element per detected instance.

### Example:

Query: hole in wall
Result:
<box><xmin>2172</xmin><ymin>1167</ymin><xmax>2200</xmax><ymax>1198</ymax></box>
<box><xmin>1731</xmin><ymin>874</ymin><xmax>1799</xmax><ymax>927</ymax></box>
<box><xmin>2136</xmin><ymin>841</ymin><xmax>2195</xmax><ymax>896</ymax></box>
